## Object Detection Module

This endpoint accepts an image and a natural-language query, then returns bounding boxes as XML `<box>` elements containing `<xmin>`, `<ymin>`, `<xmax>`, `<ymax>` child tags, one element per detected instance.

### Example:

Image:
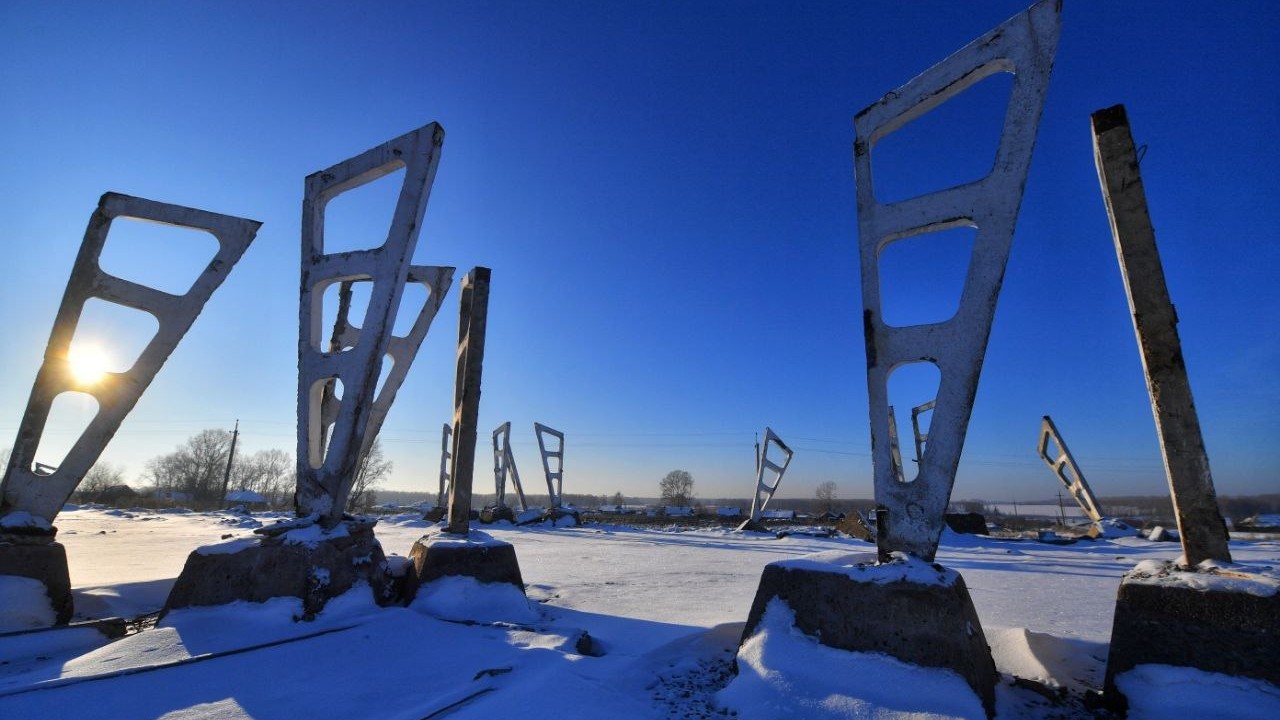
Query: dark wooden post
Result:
<box><xmin>1091</xmin><ymin>104</ymin><xmax>1231</xmax><ymax>566</ymax></box>
<box><xmin>446</xmin><ymin>267</ymin><xmax>491</xmax><ymax>535</ymax></box>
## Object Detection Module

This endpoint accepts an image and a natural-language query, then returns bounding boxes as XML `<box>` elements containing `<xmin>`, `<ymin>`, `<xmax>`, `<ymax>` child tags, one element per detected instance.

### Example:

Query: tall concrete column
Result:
<box><xmin>1091</xmin><ymin>104</ymin><xmax>1231</xmax><ymax>566</ymax></box>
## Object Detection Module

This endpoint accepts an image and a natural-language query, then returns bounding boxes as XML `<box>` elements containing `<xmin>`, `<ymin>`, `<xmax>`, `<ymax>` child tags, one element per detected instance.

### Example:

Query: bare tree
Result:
<box><xmin>659</xmin><ymin>470</ymin><xmax>694</xmax><ymax>507</ymax></box>
<box><xmin>231</xmin><ymin>448</ymin><xmax>294</xmax><ymax>508</ymax></box>
<box><xmin>611</xmin><ymin>491</ymin><xmax>625</xmax><ymax>506</ymax></box>
<box><xmin>347</xmin><ymin>438</ymin><xmax>392</xmax><ymax>513</ymax></box>
<box><xmin>144</xmin><ymin>429</ymin><xmax>233</xmax><ymax>504</ymax></box>
<box><xmin>815</xmin><ymin>480</ymin><xmax>838</xmax><ymax>513</ymax></box>
<box><xmin>78</xmin><ymin>462</ymin><xmax>126</xmax><ymax>498</ymax></box>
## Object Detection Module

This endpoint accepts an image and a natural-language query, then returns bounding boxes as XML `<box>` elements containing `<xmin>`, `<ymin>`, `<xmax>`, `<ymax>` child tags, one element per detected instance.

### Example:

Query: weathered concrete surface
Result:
<box><xmin>0</xmin><ymin>535</ymin><xmax>72</xmax><ymax>625</ymax></box>
<box><xmin>1092</xmin><ymin>104</ymin><xmax>1231</xmax><ymax>566</ymax></box>
<box><xmin>855</xmin><ymin>0</ymin><xmax>1061</xmax><ymax>562</ymax></box>
<box><xmin>163</xmin><ymin>520</ymin><xmax>390</xmax><ymax>619</ymax></box>
<box><xmin>1103</xmin><ymin>562</ymin><xmax>1280</xmax><ymax>709</ymax></box>
<box><xmin>741</xmin><ymin>551</ymin><xmax>997</xmax><ymax>717</ymax></box>
<box><xmin>446</xmin><ymin>268</ymin><xmax>491</xmax><ymax>535</ymax></box>
<box><xmin>1</xmin><ymin>192</ymin><xmax>260</xmax><ymax>525</ymax></box>
<box><xmin>404</xmin><ymin>531</ymin><xmax>525</xmax><ymax>603</ymax></box>
<box><xmin>296</xmin><ymin>122</ymin><xmax>446</xmax><ymax>527</ymax></box>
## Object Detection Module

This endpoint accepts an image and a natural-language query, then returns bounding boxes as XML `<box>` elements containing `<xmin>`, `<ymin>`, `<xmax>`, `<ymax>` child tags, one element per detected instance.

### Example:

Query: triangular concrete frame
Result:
<box><xmin>296</xmin><ymin>122</ymin><xmax>446</xmax><ymax>524</ymax></box>
<box><xmin>855</xmin><ymin>0</ymin><xmax>1061</xmax><ymax>560</ymax></box>
<box><xmin>2</xmin><ymin>192</ymin><xmax>260</xmax><ymax>523</ymax></box>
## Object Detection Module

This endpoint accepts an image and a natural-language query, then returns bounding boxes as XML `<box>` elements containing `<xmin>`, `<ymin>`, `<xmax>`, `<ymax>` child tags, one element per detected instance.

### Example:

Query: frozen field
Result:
<box><xmin>2</xmin><ymin>507</ymin><xmax>1278</xmax><ymax>719</ymax></box>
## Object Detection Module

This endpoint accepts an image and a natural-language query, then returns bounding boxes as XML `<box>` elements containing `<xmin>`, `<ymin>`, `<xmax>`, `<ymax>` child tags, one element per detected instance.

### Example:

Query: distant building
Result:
<box><xmin>716</xmin><ymin>506</ymin><xmax>742</xmax><ymax>517</ymax></box>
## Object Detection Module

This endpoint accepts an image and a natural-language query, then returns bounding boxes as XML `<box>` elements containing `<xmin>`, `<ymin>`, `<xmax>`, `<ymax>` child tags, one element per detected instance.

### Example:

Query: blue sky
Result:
<box><xmin>1</xmin><ymin>1</ymin><xmax>1276</xmax><ymax>502</ymax></box>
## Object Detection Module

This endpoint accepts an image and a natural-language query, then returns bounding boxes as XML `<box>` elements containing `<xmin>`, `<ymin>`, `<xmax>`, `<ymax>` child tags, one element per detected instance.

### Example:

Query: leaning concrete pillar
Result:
<box><xmin>1036</xmin><ymin>415</ymin><xmax>1105</xmax><ymax>524</ymax></box>
<box><xmin>1091</xmin><ymin>104</ymin><xmax>1230</xmax><ymax>567</ymax></box>
<box><xmin>165</xmin><ymin>123</ymin><xmax>449</xmax><ymax>619</ymax></box>
<box><xmin>295</xmin><ymin>122</ymin><xmax>448</xmax><ymax>527</ymax></box>
<box><xmin>408</xmin><ymin>267</ymin><xmax>526</xmax><ymax>601</ymax></box>
<box><xmin>858</xmin><ymin>0</ymin><xmax>1059</xmax><ymax>564</ymax></box>
<box><xmin>739</xmin><ymin>3</ymin><xmax>1061</xmax><ymax>716</ymax></box>
<box><xmin>1</xmin><ymin>192</ymin><xmax>259</xmax><ymax>626</ymax></box>
<box><xmin>736</xmin><ymin>427</ymin><xmax>793</xmax><ymax>533</ymax></box>
<box><xmin>446</xmin><ymin>267</ymin><xmax>490</xmax><ymax>535</ymax></box>
<box><xmin>1091</xmin><ymin>105</ymin><xmax>1272</xmax><ymax>710</ymax></box>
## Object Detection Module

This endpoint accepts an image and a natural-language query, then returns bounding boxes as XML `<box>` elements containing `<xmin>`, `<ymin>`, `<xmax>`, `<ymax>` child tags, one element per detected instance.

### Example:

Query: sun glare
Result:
<box><xmin>68</xmin><ymin>344</ymin><xmax>112</xmax><ymax>385</ymax></box>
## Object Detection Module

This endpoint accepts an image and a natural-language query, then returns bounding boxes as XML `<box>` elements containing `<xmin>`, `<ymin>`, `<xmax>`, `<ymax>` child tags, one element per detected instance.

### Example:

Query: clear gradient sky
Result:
<box><xmin>0</xmin><ymin>1</ymin><xmax>1276</xmax><ymax>503</ymax></box>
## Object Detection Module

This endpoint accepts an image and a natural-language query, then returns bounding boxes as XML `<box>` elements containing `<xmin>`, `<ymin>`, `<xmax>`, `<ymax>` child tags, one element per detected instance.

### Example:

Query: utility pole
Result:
<box><xmin>219</xmin><ymin>419</ymin><xmax>240</xmax><ymax>508</ymax></box>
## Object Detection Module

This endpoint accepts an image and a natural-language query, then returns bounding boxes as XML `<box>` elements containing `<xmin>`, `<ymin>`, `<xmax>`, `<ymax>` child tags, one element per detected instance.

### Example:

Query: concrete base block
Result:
<box><xmin>405</xmin><ymin>528</ymin><xmax>525</xmax><ymax>602</ymax></box>
<box><xmin>480</xmin><ymin>505</ymin><xmax>515</xmax><ymax>524</ymax></box>
<box><xmin>0</xmin><ymin>535</ymin><xmax>73</xmax><ymax>625</ymax></box>
<box><xmin>1104</xmin><ymin>560</ymin><xmax>1280</xmax><ymax>709</ymax></box>
<box><xmin>163</xmin><ymin>518</ymin><xmax>390</xmax><ymax>620</ymax></box>
<box><xmin>741</xmin><ymin>550</ymin><xmax>997</xmax><ymax>717</ymax></box>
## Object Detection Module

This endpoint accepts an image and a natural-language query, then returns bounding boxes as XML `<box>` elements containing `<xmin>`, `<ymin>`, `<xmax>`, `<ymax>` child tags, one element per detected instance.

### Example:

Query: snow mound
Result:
<box><xmin>985</xmin><ymin>626</ymin><xmax>1104</xmax><ymax>692</ymax></box>
<box><xmin>411</xmin><ymin>575</ymin><xmax>537</xmax><ymax>624</ymax></box>
<box><xmin>720</xmin><ymin>597</ymin><xmax>986</xmax><ymax>719</ymax></box>
<box><xmin>0</xmin><ymin>576</ymin><xmax>56</xmax><ymax>631</ymax></box>
<box><xmin>1116</xmin><ymin>664</ymin><xmax>1280</xmax><ymax>720</ymax></box>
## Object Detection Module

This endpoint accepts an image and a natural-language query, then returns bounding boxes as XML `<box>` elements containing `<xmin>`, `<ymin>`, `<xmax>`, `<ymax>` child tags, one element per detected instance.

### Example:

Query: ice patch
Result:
<box><xmin>411</xmin><ymin>575</ymin><xmax>537</xmax><ymax>624</ymax></box>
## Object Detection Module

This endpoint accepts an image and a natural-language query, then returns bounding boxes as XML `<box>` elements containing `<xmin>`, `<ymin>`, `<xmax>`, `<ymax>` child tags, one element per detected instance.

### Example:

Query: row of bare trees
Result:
<box><xmin>140</xmin><ymin>429</ymin><xmax>391</xmax><ymax>512</ymax></box>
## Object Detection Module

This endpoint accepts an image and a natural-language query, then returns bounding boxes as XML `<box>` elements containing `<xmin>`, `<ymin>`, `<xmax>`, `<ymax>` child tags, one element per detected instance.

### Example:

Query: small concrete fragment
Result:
<box><xmin>740</xmin><ymin>550</ymin><xmax>997</xmax><ymax>717</ymax></box>
<box><xmin>404</xmin><ymin>528</ymin><xmax>525</xmax><ymax>603</ymax></box>
<box><xmin>1103</xmin><ymin>560</ymin><xmax>1280</xmax><ymax>709</ymax></box>
<box><xmin>0</xmin><ymin>535</ymin><xmax>72</xmax><ymax>625</ymax></box>
<box><xmin>163</xmin><ymin>519</ymin><xmax>390</xmax><ymax>619</ymax></box>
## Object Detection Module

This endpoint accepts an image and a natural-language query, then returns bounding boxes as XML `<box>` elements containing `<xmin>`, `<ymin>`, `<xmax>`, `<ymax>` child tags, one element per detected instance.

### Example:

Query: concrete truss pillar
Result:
<box><xmin>738</xmin><ymin>427</ymin><xmax>793</xmax><ymax>532</ymax></box>
<box><xmin>1</xmin><ymin>192</ymin><xmax>260</xmax><ymax>524</ymax></box>
<box><xmin>1036</xmin><ymin>415</ymin><xmax>1104</xmax><ymax>523</ymax></box>
<box><xmin>855</xmin><ymin>0</ymin><xmax>1060</xmax><ymax>561</ymax></box>
<box><xmin>295</xmin><ymin>122</ymin><xmax>447</xmax><ymax>526</ymax></box>
<box><xmin>438</xmin><ymin>422</ymin><xmax>452</xmax><ymax>508</ymax></box>
<box><xmin>446</xmin><ymin>267</ymin><xmax>491</xmax><ymax>535</ymax></box>
<box><xmin>491</xmin><ymin>421</ymin><xmax>527</xmax><ymax>511</ymax></box>
<box><xmin>533</xmin><ymin>422</ymin><xmax>564</xmax><ymax>508</ymax></box>
<box><xmin>1091</xmin><ymin>104</ymin><xmax>1231</xmax><ymax>565</ymax></box>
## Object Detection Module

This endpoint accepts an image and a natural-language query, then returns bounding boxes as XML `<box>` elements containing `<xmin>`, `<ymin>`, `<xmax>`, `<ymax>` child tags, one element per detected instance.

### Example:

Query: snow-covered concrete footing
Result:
<box><xmin>0</xmin><ymin>534</ymin><xmax>72</xmax><ymax>625</ymax></box>
<box><xmin>163</xmin><ymin>518</ymin><xmax>391</xmax><ymax>620</ymax></box>
<box><xmin>740</xmin><ymin>550</ymin><xmax>997</xmax><ymax>717</ymax></box>
<box><xmin>1103</xmin><ymin>560</ymin><xmax>1280</xmax><ymax>711</ymax></box>
<box><xmin>405</xmin><ymin>528</ymin><xmax>525</xmax><ymax>602</ymax></box>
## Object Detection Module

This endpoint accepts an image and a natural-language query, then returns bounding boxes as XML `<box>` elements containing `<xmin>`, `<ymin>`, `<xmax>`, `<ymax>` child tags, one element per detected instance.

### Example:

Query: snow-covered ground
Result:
<box><xmin>2</xmin><ymin>506</ymin><xmax>1278</xmax><ymax>718</ymax></box>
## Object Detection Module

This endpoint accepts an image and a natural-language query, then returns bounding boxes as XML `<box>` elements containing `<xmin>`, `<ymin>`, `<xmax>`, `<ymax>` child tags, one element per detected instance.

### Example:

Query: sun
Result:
<box><xmin>67</xmin><ymin>344</ymin><xmax>112</xmax><ymax>385</ymax></box>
